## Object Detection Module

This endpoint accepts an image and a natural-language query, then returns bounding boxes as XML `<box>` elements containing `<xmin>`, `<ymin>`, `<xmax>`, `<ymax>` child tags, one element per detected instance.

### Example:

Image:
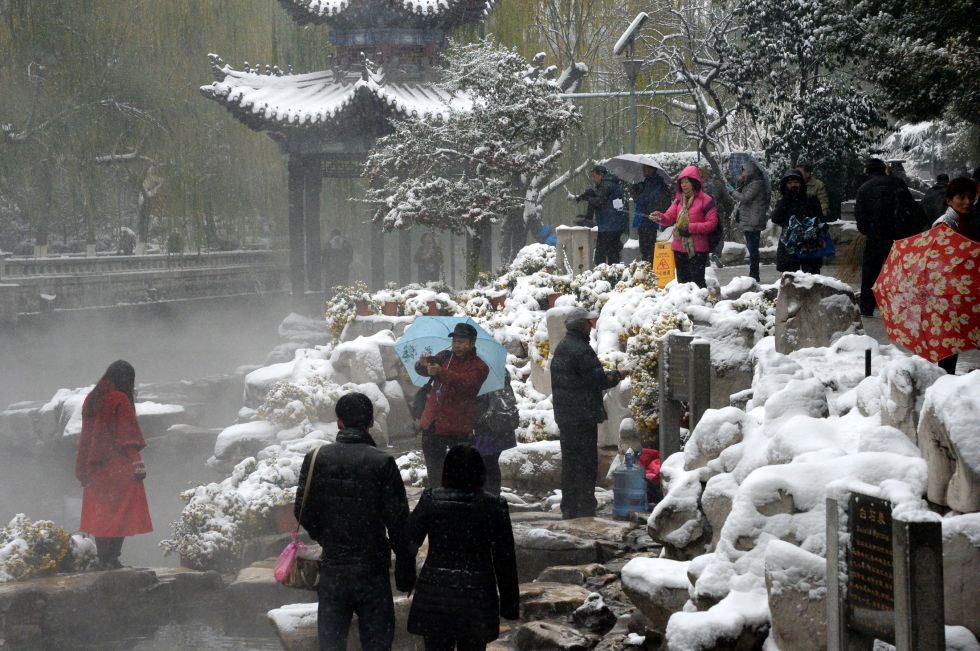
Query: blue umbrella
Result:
<box><xmin>395</xmin><ymin>316</ymin><xmax>507</xmax><ymax>396</ymax></box>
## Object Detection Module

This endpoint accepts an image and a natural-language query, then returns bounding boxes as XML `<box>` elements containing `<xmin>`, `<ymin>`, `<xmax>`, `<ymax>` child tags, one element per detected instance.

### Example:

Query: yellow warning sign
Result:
<box><xmin>653</xmin><ymin>241</ymin><xmax>676</xmax><ymax>288</ymax></box>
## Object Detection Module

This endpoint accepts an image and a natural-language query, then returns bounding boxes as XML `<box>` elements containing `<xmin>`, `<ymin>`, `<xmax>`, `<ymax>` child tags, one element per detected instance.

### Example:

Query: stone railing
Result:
<box><xmin>1</xmin><ymin>250</ymin><xmax>284</xmax><ymax>278</ymax></box>
<box><xmin>0</xmin><ymin>250</ymin><xmax>289</xmax><ymax>322</ymax></box>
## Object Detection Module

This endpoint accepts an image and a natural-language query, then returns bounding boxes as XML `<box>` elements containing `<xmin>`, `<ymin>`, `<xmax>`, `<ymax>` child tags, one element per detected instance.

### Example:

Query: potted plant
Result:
<box><xmin>375</xmin><ymin>286</ymin><xmax>404</xmax><ymax>316</ymax></box>
<box><xmin>325</xmin><ymin>281</ymin><xmax>375</xmax><ymax>340</ymax></box>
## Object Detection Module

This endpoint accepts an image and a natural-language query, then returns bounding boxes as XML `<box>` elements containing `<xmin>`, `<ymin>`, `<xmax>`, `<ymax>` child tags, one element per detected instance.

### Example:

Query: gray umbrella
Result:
<box><xmin>604</xmin><ymin>154</ymin><xmax>672</xmax><ymax>185</ymax></box>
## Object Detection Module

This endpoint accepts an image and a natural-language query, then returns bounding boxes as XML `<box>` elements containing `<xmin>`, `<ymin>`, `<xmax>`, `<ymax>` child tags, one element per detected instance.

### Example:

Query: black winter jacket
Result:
<box><xmin>550</xmin><ymin>329</ymin><xmax>621</xmax><ymax>426</ymax></box>
<box><xmin>855</xmin><ymin>172</ymin><xmax>927</xmax><ymax>247</ymax></box>
<box><xmin>580</xmin><ymin>175</ymin><xmax>627</xmax><ymax>233</ymax></box>
<box><xmin>407</xmin><ymin>488</ymin><xmax>520</xmax><ymax>642</ymax></box>
<box><xmin>294</xmin><ymin>428</ymin><xmax>414</xmax><ymax>574</ymax></box>
<box><xmin>920</xmin><ymin>183</ymin><xmax>948</xmax><ymax>221</ymax></box>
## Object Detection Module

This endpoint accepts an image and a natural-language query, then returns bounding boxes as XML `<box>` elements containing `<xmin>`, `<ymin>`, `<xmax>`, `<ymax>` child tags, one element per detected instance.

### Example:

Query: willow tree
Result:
<box><xmin>0</xmin><ymin>0</ymin><xmax>325</xmax><ymax>255</ymax></box>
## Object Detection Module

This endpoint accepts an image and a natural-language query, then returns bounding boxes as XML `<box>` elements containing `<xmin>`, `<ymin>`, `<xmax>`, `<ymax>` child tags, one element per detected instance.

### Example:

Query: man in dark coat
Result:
<box><xmin>631</xmin><ymin>165</ymin><xmax>671</xmax><ymax>263</ymax></box>
<box><xmin>576</xmin><ymin>165</ymin><xmax>628</xmax><ymax>265</ymax></box>
<box><xmin>295</xmin><ymin>392</ymin><xmax>416</xmax><ymax>651</ymax></box>
<box><xmin>854</xmin><ymin>158</ymin><xmax>928</xmax><ymax>316</ymax></box>
<box><xmin>771</xmin><ymin>170</ymin><xmax>826</xmax><ymax>274</ymax></box>
<box><xmin>920</xmin><ymin>173</ymin><xmax>949</xmax><ymax>221</ymax></box>
<box><xmin>415</xmin><ymin>322</ymin><xmax>490</xmax><ymax>488</ymax></box>
<box><xmin>550</xmin><ymin>308</ymin><xmax>623</xmax><ymax>519</ymax></box>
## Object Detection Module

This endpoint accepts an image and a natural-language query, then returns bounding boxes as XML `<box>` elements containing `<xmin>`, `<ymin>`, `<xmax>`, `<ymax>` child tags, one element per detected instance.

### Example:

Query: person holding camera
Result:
<box><xmin>414</xmin><ymin>323</ymin><xmax>490</xmax><ymax>488</ymax></box>
<box><xmin>572</xmin><ymin>165</ymin><xmax>628</xmax><ymax>265</ymax></box>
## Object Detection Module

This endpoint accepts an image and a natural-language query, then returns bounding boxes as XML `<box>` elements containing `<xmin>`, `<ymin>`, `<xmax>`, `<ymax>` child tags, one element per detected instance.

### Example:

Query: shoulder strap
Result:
<box><xmin>295</xmin><ymin>444</ymin><xmax>322</xmax><ymax>533</ymax></box>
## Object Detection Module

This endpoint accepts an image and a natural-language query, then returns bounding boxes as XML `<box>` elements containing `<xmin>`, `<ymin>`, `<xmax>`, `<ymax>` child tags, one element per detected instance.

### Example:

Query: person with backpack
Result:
<box><xmin>630</xmin><ymin>165</ymin><xmax>671</xmax><ymax>263</ymax></box>
<box><xmin>650</xmin><ymin>165</ymin><xmax>719</xmax><ymax>288</ymax></box>
<box><xmin>574</xmin><ymin>165</ymin><xmax>628</xmax><ymax>265</ymax></box>
<box><xmin>771</xmin><ymin>170</ymin><xmax>827</xmax><ymax>274</ymax></box>
<box><xmin>854</xmin><ymin>158</ymin><xmax>928</xmax><ymax>317</ymax></box>
<box><xmin>473</xmin><ymin>381</ymin><xmax>519</xmax><ymax>496</ymax></box>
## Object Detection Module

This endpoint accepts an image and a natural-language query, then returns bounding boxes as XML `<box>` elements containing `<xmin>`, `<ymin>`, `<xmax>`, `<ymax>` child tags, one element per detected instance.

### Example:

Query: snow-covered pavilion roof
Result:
<box><xmin>278</xmin><ymin>0</ymin><xmax>494</xmax><ymax>26</ymax></box>
<box><xmin>201</xmin><ymin>59</ymin><xmax>471</xmax><ymax>131</ymax></box>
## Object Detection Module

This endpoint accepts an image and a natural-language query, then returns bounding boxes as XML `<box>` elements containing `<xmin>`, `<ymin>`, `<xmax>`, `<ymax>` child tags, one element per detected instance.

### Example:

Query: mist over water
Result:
<box><xmin>0</xmin><ymin>295</ymin><xmax>294</xmax><ymax>567</ymax></box>
<box><xmin>0</xmin><ymin>295</ymin><xmax>291</xmax><ymax>409</ymax></box>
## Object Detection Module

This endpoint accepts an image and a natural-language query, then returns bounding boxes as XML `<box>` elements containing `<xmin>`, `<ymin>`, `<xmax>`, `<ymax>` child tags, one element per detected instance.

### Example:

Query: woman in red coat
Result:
<box><xmin>75</xmin><ymin>360</ymin><xmax>152</xmax><ymax>568</ymax></box>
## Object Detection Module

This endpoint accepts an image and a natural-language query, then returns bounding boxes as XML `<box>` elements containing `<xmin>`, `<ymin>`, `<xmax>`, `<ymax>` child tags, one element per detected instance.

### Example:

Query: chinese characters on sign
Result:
<box><xmin>846</xmin><ymin>493</ymin><xmax>894</xmax><ymax>646</ymax></box>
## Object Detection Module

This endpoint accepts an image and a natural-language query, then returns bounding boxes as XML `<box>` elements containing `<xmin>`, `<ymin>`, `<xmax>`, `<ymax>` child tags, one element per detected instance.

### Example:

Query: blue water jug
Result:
<box><xmin>613</xmin><ymin>448</ymin><xmax>648</xmax><ymax>519</ymax></box>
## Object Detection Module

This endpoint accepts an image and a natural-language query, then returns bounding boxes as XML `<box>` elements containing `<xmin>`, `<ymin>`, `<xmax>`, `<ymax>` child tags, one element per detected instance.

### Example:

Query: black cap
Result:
<box><xmin>449</xmin><ymin>323</ymin><xmax>478</xmax><ymax>341</ymax></box>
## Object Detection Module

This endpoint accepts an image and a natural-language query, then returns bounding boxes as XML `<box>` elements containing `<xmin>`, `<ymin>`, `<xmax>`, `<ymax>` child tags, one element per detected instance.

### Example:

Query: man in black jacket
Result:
<box><xmin>550</xmin><ymin>308</ymin><xmax>623</xmax><ymax>519</ymax></box>
<box><xmin>295</xmin><ymin>392</ymin><xmax>415</xmax><ymax>651</ymax></box>
<box><xmin>854</xmin><ymin>158</ymin><xmax>928</xmax><ymax>317</ymax></box>
<box><xmin>920</xmin><ymin>173</ymin><xmax>949</xmax><ymax>221</ymax></box>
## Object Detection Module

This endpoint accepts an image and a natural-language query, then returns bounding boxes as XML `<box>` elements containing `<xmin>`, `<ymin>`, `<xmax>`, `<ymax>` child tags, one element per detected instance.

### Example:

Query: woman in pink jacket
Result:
<box><xmin>650</xmin><ymin>165</ymin><xmax>719</xmax><ymax>288</ymax></box>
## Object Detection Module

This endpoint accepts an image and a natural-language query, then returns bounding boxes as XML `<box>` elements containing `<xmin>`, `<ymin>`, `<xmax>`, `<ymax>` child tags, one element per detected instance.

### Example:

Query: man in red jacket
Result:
<box><xmin>415</xmin><ymin>323</ymin><xmax>490</xmax><ymax>487</ymax></box>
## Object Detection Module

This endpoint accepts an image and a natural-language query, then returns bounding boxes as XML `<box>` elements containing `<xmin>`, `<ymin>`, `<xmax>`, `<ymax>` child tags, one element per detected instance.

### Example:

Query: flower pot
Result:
<box><xmin>272</xmin><ymin>504</ymin><xmax>298</xmax><ymax>534</ymax></box>
<box><xmin>426</xmin><ymin>300</ymin><xmax>441</xmax><ymax>316</ymax></box>
<box><xmin>382</xmin><ymin>301</ymin><xmax>401</xmax><ymax>316</ymax></box>
<box><xmin>355</xmin><ymin>300</ymin><xmax>373</xmax><ymax>317</ymax></box>
<box><xmin>547</xmin><ymin>292</ymin><xmax>561</xmax><ymax>309</ymax></box>
<box><xmin>179</xmin><ymin>553</ymin><xmax>203</xmax><ymax>570</ymax></box>
<box><xmin>489</xmin><ymin>294</ymin><xmax>507</xmax><ymax>311</ymax></box>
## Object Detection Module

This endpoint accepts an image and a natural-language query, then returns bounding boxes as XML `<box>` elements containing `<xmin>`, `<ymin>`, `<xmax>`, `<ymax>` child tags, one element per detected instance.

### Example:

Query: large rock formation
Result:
<box><xmin>917</xmin><ymin>372</ymin><xmax>980</xmax><ymax>512</ymax></box>
<box><xmin>774</xmin><ymin>272</ymin><xmax>860</xmax><ymax>354</ymax></box>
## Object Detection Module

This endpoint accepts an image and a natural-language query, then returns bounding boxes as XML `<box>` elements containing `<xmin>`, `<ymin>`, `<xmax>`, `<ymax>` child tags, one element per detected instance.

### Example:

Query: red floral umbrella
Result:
<box><xmin>872</xmin><ymin>224</ymin><xmax>980</xmax><ymax>362</ymax></box>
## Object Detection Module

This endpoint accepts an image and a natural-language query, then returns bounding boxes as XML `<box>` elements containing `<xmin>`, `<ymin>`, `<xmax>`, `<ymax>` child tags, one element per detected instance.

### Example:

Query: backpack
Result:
<box><xmin>476</xmin><ymin>382</ymin><xmax>519</xmax><ymax>435</ymax></box>
<box><xmin>877</xmin><ymin>183</ymin><xmax>927</xmax><ymax>240</ymax></box>
<box><xmin>890</xmin><ymin>187</ymin><xmax>928</xmax><ymax>239</ymax></box>
<box><xmin>783</xmin><ymin>214</ymin><xmax>828</xmax><ymax>258</ymax></box>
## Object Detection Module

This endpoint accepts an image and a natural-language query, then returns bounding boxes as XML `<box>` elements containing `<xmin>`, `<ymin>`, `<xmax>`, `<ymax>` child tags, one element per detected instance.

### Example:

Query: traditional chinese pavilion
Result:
<box><xmin>201</xmin><ymin>0</ymin><xmax>494</xmax><ymax>297</ymax></box>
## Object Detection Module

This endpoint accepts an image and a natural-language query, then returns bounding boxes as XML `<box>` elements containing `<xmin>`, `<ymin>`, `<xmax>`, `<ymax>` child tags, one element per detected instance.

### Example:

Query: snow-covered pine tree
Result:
<box><xmin>849</xmin><ymin>0</ymin><xmax>979</xmax><ymax>127</ymax></box>
<box><xmin>363</xmin><ymin>39</ymin><xmax>582</xmax><ymax>246</ymax></box>
<box><xmin>722</xmin><ymin>0</ymin><xmax>885</xmax><ymax>172</ymax></box>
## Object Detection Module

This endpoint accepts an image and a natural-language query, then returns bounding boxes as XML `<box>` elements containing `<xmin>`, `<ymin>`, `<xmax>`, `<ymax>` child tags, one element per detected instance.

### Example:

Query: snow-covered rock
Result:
<box><xmin>763</xmin><ymin>540</ymin><xmax>826</xmax><ymax>651</ymax></box>
<box><xmin>774</xmin><ymin>271</ymin><xmax>861</xmax><ymax>354</ymax></box>
<box><xmin>943</xmin><ymin>514</ymin><xmax>980</xmax><ymax>638</ymax></box>
<box><xmin>879</xmin><ymin>355</ymin><xmax>946</xmax><ymax>441</ymax></box>
<box><xmin>918</xmin><ymin>371</ymin><xmax>980</xmax><ymax>512</ymax></box>
<box><xmin>500</xmin><ymin>441</ymin><xmax>562</xmax><ymax>492</ymax></box>
<box><xmin>621</xmin><ymin>557</ymin><xmax>691</xmax><ymax>632</ymax></box>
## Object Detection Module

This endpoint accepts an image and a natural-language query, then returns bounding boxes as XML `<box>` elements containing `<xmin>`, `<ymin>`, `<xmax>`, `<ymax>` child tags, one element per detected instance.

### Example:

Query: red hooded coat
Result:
<box><xmin>658</xmin><ymin>165</ymin><xmax>719</xmax><ymax>254</ymax></box>
<box><xmin>75</xmin><ymin>385</ymin><xmax>152</xmax><ymax>537</ymax></box>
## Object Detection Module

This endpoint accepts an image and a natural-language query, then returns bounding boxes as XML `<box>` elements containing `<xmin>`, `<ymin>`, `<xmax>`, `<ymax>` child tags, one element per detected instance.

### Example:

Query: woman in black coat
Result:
<box><xmin>407</xmin><ymin>445</ymin><xmax>520</xmax><ymax>651</ymax></box>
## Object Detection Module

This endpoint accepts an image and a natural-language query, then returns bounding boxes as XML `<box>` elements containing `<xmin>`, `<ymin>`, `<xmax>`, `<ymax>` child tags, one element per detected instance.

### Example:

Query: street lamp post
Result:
<box><xmin>614</xmin><ymin>13</ymin><xmax>649</xmax><ymax>154</ymax></box>
<box><xmin>622</xmin><ymin>59</ymin><xmax>643</xmax><ymax>154</ymax></box>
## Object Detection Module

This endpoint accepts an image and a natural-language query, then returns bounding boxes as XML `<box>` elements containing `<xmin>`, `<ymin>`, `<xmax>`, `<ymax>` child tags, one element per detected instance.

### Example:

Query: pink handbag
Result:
<box><xmin>274</xmin><ymin>445</ymin><xmax>321</xmax><ymax>590</ymax></box>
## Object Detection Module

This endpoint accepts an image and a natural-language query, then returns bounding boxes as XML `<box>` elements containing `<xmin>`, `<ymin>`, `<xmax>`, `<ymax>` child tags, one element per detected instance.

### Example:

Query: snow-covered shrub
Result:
<box><xmin>325</xmin><ymin>282</ymin><xmax>376</xmax><ymax>339</ymax></box>
<box><xmin>161</xmin><ymin>452</ymin><xmax>303</xmax><ymax>571</ymax></box>
<box><xmin>257</xmin><ymin>381</ymin><xmax>316</xmax><ymax>428</ymax></box>
<box><xmin>625</xmin><ymin>311</ymin><xmax>690</xmax><ymax>434</ymax></box>
<box><xmin>495</xmin><ymin>244</ymin><xmax>559</xmax><ymax>289</ymax></box>
<box><xmin>730</xmin><ymin>288</ymin><xmax>777</xmax><ymax>337</ymax></box>
<box><xmin>572</xmin><ymin>263</ymin><xmax>628</xmax><ymax>312</ymax></box>
<box><xmin>397</xmin><ymin>450</ymin><xmax>427</xmax><ymax>487</ymax></box>
<box><xmin>0</xmin><ymin>514</ymin><xmax>89</xmax><ymax>583</ymax></box>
